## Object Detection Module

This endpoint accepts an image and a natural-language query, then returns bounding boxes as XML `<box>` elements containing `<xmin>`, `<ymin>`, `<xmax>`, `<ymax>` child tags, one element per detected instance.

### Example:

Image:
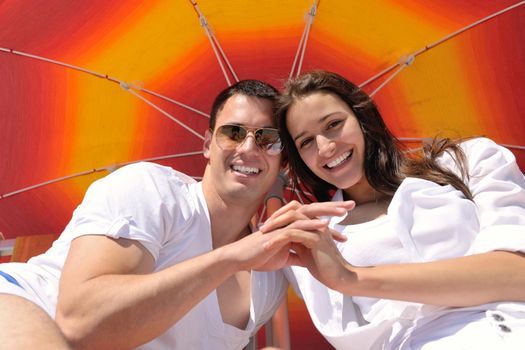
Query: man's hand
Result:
<box><xmin>260</xmin><ymin>200</ymin><xmax>354</xmax><ymax>242</ymax></box>
<box><xmin>224</xmin><ymin>218</ymin><xmax>330</xmax><ymax>272</ymax></box>
<box><xmin>258</xmin><ymin>200</ymin><xmax>357</xmax><ymax>289</ymax></box>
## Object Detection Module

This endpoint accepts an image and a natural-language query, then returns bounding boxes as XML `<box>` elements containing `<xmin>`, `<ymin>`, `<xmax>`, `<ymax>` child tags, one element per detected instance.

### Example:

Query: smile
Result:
<box><xmin>232</xmin><ymin>164</ymin><xmax>260</xmax><ymax>175</ymax></box>
<box><xmin>325</xmin><ymin>150</ymin><xmax>352</xmax><ymax>169</ymax></box>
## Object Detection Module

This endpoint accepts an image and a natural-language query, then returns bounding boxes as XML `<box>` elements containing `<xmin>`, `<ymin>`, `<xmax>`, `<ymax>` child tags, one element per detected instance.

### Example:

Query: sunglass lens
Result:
<box><xmin>216</xmin><ymin>125</ymin><xmax>282</xmax><ymax>155</ymax></box>
<box><xmin>256</xmin><ymin>129</ymin><xmax>282</xmax><ymax>154</ymax></box>
<box><xmin>217</xmin><ymin>125</ymin><xmax>247</xmax><ymax>149</ymax></box>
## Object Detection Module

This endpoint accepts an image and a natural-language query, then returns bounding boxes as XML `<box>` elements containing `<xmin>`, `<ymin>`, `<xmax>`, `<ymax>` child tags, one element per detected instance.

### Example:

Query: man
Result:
<box><xmin>0</xmin><ymin>80</ymin><xmax>292</xmax><ymax>349</ymax></box>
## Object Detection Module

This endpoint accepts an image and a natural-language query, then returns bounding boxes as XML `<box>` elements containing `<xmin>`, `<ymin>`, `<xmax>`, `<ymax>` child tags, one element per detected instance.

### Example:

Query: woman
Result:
<box><xmin>261</xmin><ymin>70</ymin><xmax>525</xmax><ymax>349</ymax></box>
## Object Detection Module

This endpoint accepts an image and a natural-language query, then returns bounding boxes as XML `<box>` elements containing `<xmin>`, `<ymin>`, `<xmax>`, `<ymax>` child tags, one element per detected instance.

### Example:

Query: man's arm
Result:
<box><xmin>55</xmin><ymin>221</ymin><xmax>327</xmax><ymax>350</ymax></box>
<box><xmin>56</xmin><ymin>234</ymin><xmax>241</xmax><ymax>349</ymax></box>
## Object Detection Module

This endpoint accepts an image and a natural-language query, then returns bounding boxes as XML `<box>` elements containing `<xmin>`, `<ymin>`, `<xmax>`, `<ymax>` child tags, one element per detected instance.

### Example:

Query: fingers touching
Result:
<box><xmin>260</xmin><ymin>200</ymin><xmax>355</xmax><ymax>232</ymax></box>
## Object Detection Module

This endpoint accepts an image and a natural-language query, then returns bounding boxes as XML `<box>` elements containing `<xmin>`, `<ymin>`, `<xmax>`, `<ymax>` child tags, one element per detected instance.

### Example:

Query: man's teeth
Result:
<box><xmin>232</xmin><ymin>165</ymin><xmax>260</xmax><ymax>174</ymax></box>
<box><xmin>326</xmin><ymin>151</ymin><xmax>352</xmax><ymax>169</ymax></box>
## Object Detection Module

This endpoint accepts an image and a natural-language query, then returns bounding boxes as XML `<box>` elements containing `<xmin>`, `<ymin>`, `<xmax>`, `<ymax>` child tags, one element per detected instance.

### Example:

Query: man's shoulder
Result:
<box><xmin>85</xmin><ymin>162</ymin><xmax>200</xmax><ymax>207</ymax></box>
<box><xmin>109</xmin><ymin>162</ymin><xmax>197</xmax><ymax>186</ymax></box>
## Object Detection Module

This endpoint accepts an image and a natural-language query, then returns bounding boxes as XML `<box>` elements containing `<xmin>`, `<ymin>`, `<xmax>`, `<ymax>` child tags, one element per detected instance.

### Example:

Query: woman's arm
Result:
<box><xmin>344</xmin><ymin>250</ymin><xmax>525</xmax><ymax>306</ymax></box>
<box><xmin>262</xmin><ymin>199</ymin><xmax>525</xmax><ymax>307</ymax></box>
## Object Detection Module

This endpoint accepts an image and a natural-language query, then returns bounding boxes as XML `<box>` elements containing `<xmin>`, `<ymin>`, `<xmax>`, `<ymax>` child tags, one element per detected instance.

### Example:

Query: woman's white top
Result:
<box><xmin>286</xmin><ymin>138</ymin><xmax>525</xmax><ymax>349</ymax></box>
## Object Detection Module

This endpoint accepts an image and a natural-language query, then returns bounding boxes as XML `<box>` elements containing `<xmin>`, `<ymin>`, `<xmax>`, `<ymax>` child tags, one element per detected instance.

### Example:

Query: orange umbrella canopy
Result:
<box><xmin>1</xmin><ymin>1</ymin><xmax>524</xmax><ymax>348</ymax></box>
<box><xmin>2</xmin><ymin>1</ymin><xmax>524</xmax><ymax>238</ymax></box>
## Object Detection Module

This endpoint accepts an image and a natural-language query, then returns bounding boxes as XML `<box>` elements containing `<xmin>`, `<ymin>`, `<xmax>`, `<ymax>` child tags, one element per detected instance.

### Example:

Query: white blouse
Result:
<box><xmin>286</xmin><ymin>138</ymin><xmax>525</xmax><ymax>349</ymax></box>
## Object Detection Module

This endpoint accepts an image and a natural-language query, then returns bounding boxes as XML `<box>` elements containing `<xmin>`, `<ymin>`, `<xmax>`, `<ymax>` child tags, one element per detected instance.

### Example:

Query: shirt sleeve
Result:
<box><xmin>457</xmin><ymin>138</ymin><xmax>525</xmax><ymax>254</ymax></box>
<box><xmin>388</xmin><ymin>138</ymin><xmax>525</xmax><ymax>262</ymax></box>
<box><xmin>62</xmin><ymin>162</ymin><xmax>192</xmax><ymax>261</ymax></box>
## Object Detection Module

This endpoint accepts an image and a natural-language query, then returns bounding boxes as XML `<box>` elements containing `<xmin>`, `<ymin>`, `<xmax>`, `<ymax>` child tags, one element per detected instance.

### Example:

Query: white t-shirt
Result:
<box><xmin>286</xmin><ymin>138</ymin><xmax>525</xmax><ymax>349</ymax></box>
<box><xmin>1</xmin><ymin>162</ymin><xmax>287</xmax><ymax>350</ymax></box>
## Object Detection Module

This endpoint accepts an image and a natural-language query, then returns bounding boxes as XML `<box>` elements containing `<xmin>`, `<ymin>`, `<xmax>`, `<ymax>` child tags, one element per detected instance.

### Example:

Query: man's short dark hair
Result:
<box><xmin>209</xmin><ymin>80</ymin><xmax>279</xmax><ymax>130</ymax></box>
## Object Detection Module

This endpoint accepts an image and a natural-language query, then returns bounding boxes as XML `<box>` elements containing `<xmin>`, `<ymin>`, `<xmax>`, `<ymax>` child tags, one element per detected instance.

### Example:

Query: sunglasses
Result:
<box><xmin>214</xmin><ymin>124</ymin><xmax>283</xmax><ymax>155</ymax></box>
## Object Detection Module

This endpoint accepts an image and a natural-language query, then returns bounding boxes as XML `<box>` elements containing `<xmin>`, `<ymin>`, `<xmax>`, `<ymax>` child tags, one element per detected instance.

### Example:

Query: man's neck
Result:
<box><xmin>201</xmin><ymin>180</ymin><xmax>261</xmax><ymax>249</ymax></box>
<box><xmin>209</xmin><ymin>201</ymin><xmax>255</xmax><ymax>248</ymax></box>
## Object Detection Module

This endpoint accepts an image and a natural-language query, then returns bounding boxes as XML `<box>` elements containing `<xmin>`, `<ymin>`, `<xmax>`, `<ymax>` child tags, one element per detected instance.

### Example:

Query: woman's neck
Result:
<box><xmin>342</xmin><ymin>180</ymin><xmax>378</xmax><ymax>205</ymax></box>
<box><xmin>340</xmin><ymin>182</ymin><xmax>392</xmax><ymax>225</ymax></box>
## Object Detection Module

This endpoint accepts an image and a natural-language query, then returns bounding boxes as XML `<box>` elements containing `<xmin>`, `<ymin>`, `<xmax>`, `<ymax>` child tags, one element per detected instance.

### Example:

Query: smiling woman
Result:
<box><xmin>285</xmin><ymin>92</ymin><xmax>367</xmax><ymax>199</ymax></box>
<box><xmin>269</xmin><ymin>70</ymin><xmax>525</xmax><ymax>349</ymax></box>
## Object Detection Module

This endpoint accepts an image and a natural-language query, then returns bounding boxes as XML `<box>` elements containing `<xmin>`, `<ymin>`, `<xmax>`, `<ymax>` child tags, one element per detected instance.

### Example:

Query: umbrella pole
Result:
<box><xmin>264</xmin><ymin>196</ymin><xmax>291</xmax><ymax>350</ymax></box>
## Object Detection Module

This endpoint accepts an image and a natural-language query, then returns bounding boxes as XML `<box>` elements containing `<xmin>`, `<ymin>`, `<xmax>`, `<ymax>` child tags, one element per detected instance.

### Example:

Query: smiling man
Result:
<box><xmin>0</xmin><ymin>80</ymin><xmax>293</xmax><ymax>349</ymax></box>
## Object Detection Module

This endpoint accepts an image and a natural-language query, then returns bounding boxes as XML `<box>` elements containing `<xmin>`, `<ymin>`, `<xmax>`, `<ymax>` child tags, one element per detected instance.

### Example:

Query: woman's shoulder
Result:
<box><xmin>457</xmin><ymin>137</ymin><xmax>500</xmax><ymax>152</ymax></box>
<box><xmin>439</xmin><ymin>137</ymin><xmax>516</xmax><ymax>174</ymax></box>
<box><xmin>457</xmin><ymin>137</ymin><xmax>516</xmax><ymax>158</ymax></box>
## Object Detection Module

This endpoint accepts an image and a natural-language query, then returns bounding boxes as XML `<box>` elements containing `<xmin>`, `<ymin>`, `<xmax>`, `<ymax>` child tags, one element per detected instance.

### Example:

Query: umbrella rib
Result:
<box><xmin>360</xmin><ymin>0</ymin><xmax>525</xmax><ymax>90</ymax></box>
<box><xmin>359</xmin><ymin>64</ymin><xmax>400</xmax><ymax>89</ymax></box>
<box><xmin>0</xmin><ymin>47</ymin><xmax>110</xmax><ymax>81</ymax></box>
<box><xmin>0</xmin><ymin>47</ymin><xmax>209</xmax><ymax>118</ymax></box>
<box><xmin>0</xmin><ymin>152</ymin><xmax>204</xmax><ymax>200</ymax></box>
<box><xmin>412</xmin><ymin>0</ymin><xmax>525</xmax><ymax>56</ymax></box>
<box><xmin>118</xmin><ymin>151</ymin><xmax>204</xmax><ymax>166</ymax></box>
<box><xmin>210</xmin><ymin>34</ymin><xmax>239</xmax><ymax>83</ymax></box>
<box><xmin>201</xmin><ymin>21</ymin><xmax>232</xmax><ymax>86</ymax></box>
<box><xmin>499</xmin><ymin>144</ymin><xmax>525</xmax><ymax>151</ymax></box>
<box><xmin>368</xmin><ymin>60</ymin><xmax>411</xmax><ymax>98</ymax></box>
<box><xmin>295</xmin><ymin>1</ymin><xmax>318</xmax><ymax>78</ymax></box>
<box><xmin>399</xmin><ymin>138</ymin><xmax>525</xmax><ymax>151</ymax></box>
<box><xmin>1</xmin><ymin>169</ymin><xmax>102</xmax><ymax>199</ymax></box>
<box><xmin>0</xmin><ymin>49</ymin><xmax>210</xmax><ymax>198</ymax></box>
<box><xmin>289</xmin><ymin>16</ymin><xmax>308</xmax><ymax>79</ymax></box>
<box><xmin>125</xmin><ymin>87</ymin><xmax>205</xmax><ymax>140</ymax></box>
<box><xmin>140</xmin><ymin>88</ymin><xmax>209</xmax><ymax>118</ymax></box>
<box><xmin>190</xmin><ymin>0</ymin><xmax>239</xmax><ymax>85</ymax></box>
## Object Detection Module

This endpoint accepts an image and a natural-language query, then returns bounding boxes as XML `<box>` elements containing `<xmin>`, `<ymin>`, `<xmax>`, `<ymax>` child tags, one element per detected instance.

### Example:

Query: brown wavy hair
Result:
<box><xmin>277</xmin><ymin>70</ymin><xmax>473</xmax><ymax>202</ymax></box>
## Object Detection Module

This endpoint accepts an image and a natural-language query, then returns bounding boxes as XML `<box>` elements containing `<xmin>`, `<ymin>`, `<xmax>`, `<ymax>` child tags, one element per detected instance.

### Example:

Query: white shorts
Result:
<box><xmin>0</xmin><ymin>265</ymin><xmax>56</xmax><ymax>316</ymax></box>
<box><xmin>0</xmin><ymin>272</ymin><xmax>28</xmax><ymax>297</ymax></box>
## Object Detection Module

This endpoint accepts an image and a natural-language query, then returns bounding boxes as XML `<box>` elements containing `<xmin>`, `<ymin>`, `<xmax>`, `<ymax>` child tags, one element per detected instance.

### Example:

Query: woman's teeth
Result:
<box><xmin>326</xmin><ymin>151</ymin><xmax>352</xmax><ymax>169</ymax></box>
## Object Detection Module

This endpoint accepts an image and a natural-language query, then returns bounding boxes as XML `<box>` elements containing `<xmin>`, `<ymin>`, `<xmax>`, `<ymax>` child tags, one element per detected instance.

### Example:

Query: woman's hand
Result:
<box><xmin>259</xmin><ymin>200</ymin><xmax>357</xmax><ymax>290</ymax></box>
<box><xmin>227</xmin><ymin>217</ymin><xmax>329</xmax><ymax>271</ymax></box>
<box><xmin>223</xmin><ymin>200</ymin><xmax>354</xmax><ymax>272</ymax></box>
<box><xmin>260</xmin><ymin>200</ymin><xmax>354</xmax><ymax>243</ymax></box>
<box><xmin>264</xmin><ymin>222</ymin><xmax>356</xmax><ymax>290</ymax></box>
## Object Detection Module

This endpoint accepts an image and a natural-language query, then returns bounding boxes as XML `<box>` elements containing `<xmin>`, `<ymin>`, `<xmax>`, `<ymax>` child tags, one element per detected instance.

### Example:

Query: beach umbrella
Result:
<box><xmin>1</xmin><ymin>1</ymin><xmax>524</xmax><ymax>348</ymax></box>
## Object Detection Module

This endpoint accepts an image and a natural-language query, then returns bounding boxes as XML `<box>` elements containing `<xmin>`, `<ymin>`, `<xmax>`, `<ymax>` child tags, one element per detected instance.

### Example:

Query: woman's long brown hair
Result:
<box><xmin>277</xmin><ymin>70</ymin><xmax>473</xmax><ymax>202</ymax></box>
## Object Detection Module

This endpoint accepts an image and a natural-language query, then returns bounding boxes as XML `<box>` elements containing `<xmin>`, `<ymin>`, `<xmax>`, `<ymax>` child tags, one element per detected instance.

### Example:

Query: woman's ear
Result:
<box><xmin>203</xmin><ymin>129</ymin><xmax>212</xmax><ymax>159</ymax></box>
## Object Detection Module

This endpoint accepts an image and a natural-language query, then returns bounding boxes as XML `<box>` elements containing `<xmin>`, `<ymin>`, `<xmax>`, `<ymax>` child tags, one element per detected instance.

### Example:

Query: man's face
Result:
<box><xmin>203</xmin><ymin>94</ymin><xmax>281</xmax><ymax>203</ymax></box>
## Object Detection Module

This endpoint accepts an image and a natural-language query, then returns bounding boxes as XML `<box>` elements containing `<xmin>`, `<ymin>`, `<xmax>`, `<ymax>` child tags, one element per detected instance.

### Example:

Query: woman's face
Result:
<box><xmin>286</xmin><ymin>92</ymin><xmax>366</xmax><ymax>191</ymax></box>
